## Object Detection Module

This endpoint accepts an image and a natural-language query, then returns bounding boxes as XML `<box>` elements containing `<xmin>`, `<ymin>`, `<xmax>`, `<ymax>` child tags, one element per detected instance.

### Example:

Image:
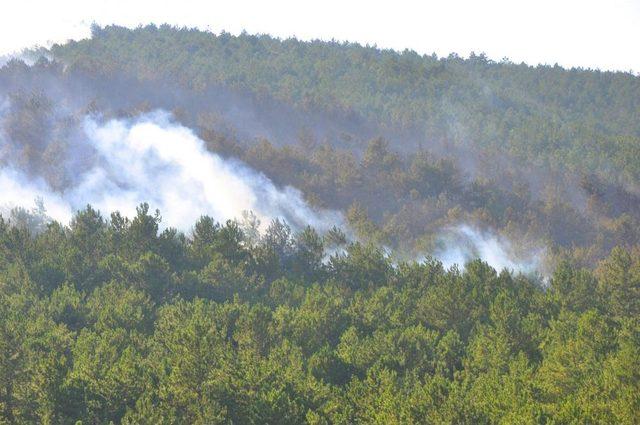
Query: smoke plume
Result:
<box><xmin>0</xmin><ymin>110</ymin><xmax>346</xmax><ymax>232</ymax></box>
<box><xmin>433</xmin><ymin>224</ymin><xmax>543</xmax><ymax>274</ymax></box>
<box><xmin>0</xmin><ymin>104</ymin><xmax>543</xmax><ymax>273</ymax></box>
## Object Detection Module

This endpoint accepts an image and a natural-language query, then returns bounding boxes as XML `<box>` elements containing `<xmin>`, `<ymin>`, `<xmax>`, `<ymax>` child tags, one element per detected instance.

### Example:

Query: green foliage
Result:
<box><xmin>0</xmin><ymin>206</ymin><xmax>637</xmax><ymax>423</ymax></box>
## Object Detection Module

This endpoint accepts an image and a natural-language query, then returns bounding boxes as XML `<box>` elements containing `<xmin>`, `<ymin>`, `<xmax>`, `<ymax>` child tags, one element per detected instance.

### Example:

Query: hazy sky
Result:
<box><xmin>1</xmin><ymin>0</ymin><xmax>638</xmax><ymax>72</ymax></box>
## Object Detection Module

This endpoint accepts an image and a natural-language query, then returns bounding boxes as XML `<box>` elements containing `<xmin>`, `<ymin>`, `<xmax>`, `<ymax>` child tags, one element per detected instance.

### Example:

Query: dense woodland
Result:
<box><xmin>0</xmin><ymin>205</ymin><xmax>639</xmax><ymax>423</ymax></box>
<box><xmin>0</xmin><ymin>25</ymin><xmax>639</xmax><ymax>423</ymax></box>
<box><xmin>2</xmin><ymin>25</ymin><xmax>640</xmax><ymax>265</ymax></box>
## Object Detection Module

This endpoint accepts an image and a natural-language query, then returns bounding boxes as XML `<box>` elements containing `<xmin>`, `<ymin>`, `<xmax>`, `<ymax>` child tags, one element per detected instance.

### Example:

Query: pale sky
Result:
<box><xmin>1</xmin><ymin>0</ymin><xmax>639</xmax><ymax>73</ymax></box>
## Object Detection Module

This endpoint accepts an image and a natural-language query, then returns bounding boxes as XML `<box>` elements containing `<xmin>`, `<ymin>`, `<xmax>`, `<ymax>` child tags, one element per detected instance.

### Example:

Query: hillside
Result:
<box><xmin>0</xmin><ymin>25</ymin><xmax>637</xmax><ymax>264</ymax></box>
<box><xmin>0</xmin><ymin>24</ymin><xmax>639</xmax><ymax>424</ymax></box>
<box><xmin>51</xmin><ymin>25</ymin><xmax>640</xmax><ymax>186</ymax></box>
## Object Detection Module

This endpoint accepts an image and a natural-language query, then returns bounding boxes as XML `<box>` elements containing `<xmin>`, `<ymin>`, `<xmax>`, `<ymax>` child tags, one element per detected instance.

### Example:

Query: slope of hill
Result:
<box><xmin>1</xmin><ymin>24</ymin><xmax>636</xmax><ymax>264</ymax></box>
<box><xmin>0</xmin><ymin>24</ymin><xmax>639</xmax><ymax>424</ymax></box>
<box><xmin>50</xmin><ymin>25</ymin><xmax>640</xmax><ymax>187</ymax></box>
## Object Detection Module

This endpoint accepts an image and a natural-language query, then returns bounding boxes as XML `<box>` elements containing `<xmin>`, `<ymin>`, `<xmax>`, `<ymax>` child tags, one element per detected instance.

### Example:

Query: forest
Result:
<box><xmin>0</xmin><ymin>24</ymin><xmax>638</xmax><ymax>423</ymax></box>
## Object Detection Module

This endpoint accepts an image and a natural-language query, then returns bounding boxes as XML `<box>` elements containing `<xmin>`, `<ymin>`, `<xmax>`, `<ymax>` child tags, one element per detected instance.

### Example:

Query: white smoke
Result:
<box><xmin>432</xmin><ymin>224</ymin><xmax>542</xmax><ymax>274</ymax></box>
<box><xmin>0</xmin><ymin>108</ymin><xmax>545</xmax><ymax>275</ymax></box>
<box><xmin>0</xmin><ymin>111</ymin><xmax>346</xmax><ymax>232</ymax></box>
<box><xmin>0</xmin><ymin>169</ymin><xmax>72</xmax><ymax>220</ymax></box>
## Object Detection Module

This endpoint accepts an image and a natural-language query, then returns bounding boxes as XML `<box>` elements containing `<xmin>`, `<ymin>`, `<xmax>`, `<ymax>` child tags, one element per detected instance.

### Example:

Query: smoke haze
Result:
<box><xmin>0</xmin><ymin>92</ymin><xmax>543</xmax><ymax>271</ymax></box>
<box><xmin>0</xmin><ymin>110</ymin><xmax>346</xmax><ymax>233</ymax></box>
<box><xmin>433</xmin><ymin>224</ymin><xmax>543</xmax><ymax>274</ymax></box>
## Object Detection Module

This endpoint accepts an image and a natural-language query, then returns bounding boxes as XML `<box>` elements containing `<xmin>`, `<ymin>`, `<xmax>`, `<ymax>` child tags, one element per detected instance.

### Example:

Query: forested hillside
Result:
<box><xmin>0</xmin><ymin>25</ymin><xmax>638</xmax><ymax>265</ymax></box>
<box><xmin>0</xmin><ymin>25</ymin><xmax>639</xmax><ymax>423</ymax></box>
<box><xmin>0</xmin><ymin>206</ymin><xmax>638</xmax><ymax>423</ymax></box>
<box><xmin>51</xmin><ymin>25</ymin><xmax>640</xmax><ymax>185</ymax></box>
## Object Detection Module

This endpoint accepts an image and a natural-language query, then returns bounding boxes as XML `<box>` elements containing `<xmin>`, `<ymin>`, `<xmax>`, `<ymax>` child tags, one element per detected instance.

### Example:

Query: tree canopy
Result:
<box><xmin>0</xmin><ymin>207</ymin><xmax>636</xmax><ymax>423</ymax></box>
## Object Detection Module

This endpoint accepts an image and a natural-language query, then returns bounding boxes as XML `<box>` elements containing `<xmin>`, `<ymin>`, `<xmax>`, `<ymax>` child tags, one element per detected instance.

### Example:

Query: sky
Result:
<box><xmin>0</xmin><ymin>0</ymin><xmax>639</xmax><ymax>73</ymax></box>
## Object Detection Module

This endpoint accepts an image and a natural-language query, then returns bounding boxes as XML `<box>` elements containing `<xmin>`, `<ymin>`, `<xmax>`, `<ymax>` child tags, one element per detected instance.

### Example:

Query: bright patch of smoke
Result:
<box><xmin>433</xmin><ymin>224</ymin><xmax>541</xmax><ymax>274</ymax></box>
<box><xmin>0</xmin><ymin>169</ymin><xmax>73</xmax><ymax>221</ymax></box>
<box><xmin>0</xmin><ymin>106</ymin><xmax>543</xmax><ymax>274</ymax></box>
<box><xmin>0</xmin><ymin>111</ymin><xmax>346</xmax><ymax>232</ymax></box>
